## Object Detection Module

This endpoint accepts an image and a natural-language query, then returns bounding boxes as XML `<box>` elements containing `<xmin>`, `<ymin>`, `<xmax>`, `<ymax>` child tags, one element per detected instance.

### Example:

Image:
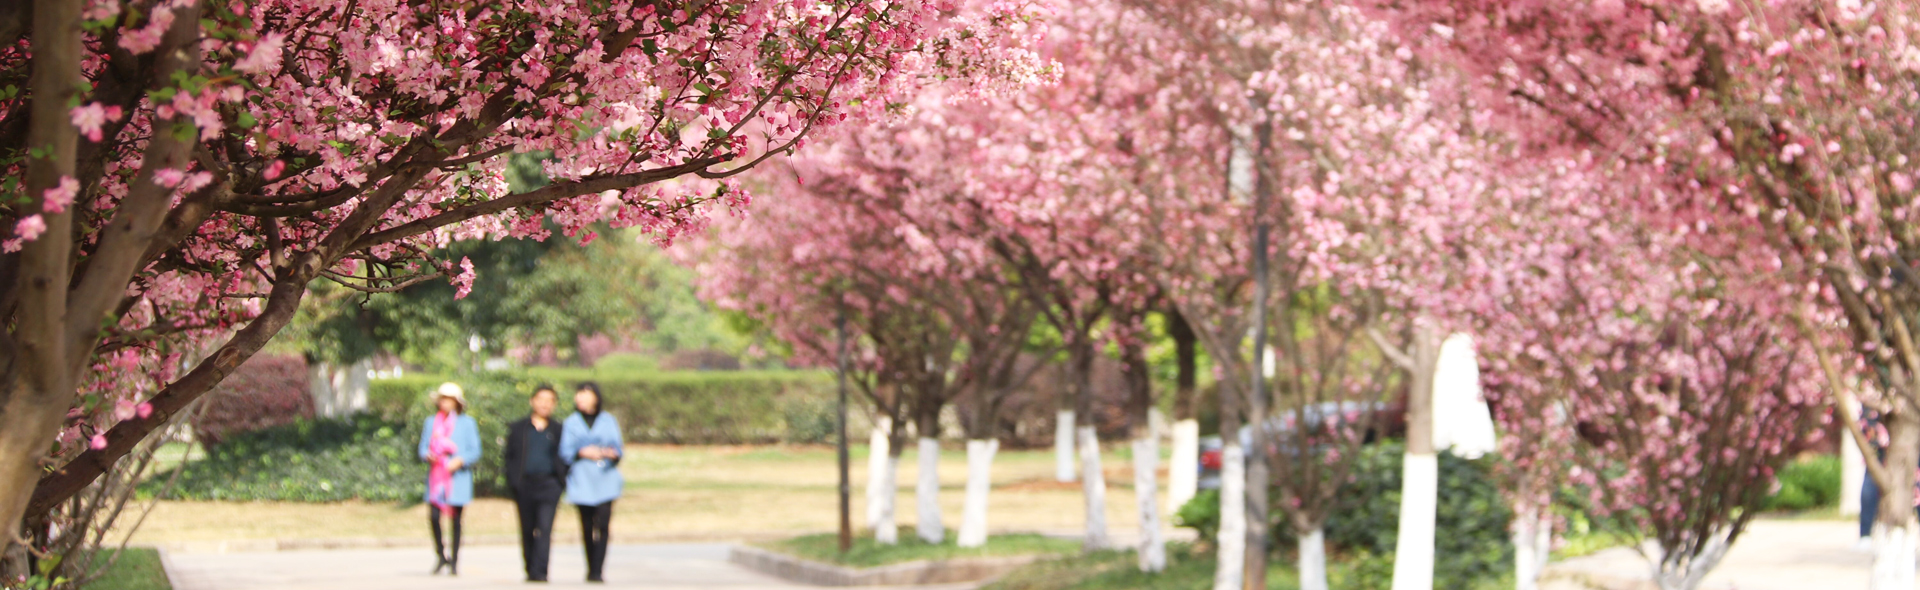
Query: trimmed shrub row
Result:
<box><xmin>369</xmin><ymin>369</ymin><xmax>838</xmax><ymax>444</ymax></box>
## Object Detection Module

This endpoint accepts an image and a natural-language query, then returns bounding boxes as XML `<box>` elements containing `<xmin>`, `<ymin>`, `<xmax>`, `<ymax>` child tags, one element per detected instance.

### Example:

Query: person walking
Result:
<box><xmin>505</xmin><ymin>385</ymin><xmax>568</xmax><ymax>582</ymax></box>
<box><xmin>419</xmin><ymin>382</ymin><xmax>481</xmax><ymax>576</ymax></box>
<box><xmin>561</xmin><ymin>382</ymin><xmax>623</xmax><ymax>583</ymax></box>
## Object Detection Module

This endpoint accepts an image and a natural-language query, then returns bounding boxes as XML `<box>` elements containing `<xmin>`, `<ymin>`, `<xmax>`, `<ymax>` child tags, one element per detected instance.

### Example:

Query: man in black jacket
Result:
<box><xmin>504</xmin><ymin>385</ymin><xmax>568</xmax><ymax>582</ymax></box>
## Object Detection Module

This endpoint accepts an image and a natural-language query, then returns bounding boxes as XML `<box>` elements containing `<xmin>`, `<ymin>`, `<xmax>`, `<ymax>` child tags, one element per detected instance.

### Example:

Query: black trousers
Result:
<box><xmin>428</xmin><ymin>506</ymin><xmax>464</xmax><ymax>569</ymax></box>
<box><xmin>576</xmin><ymin>501</ymin><xmax>614</xmax><ymax>581</ymax></box>
<box><xmin>515</xmin><ymin>492</ymin><xmax>560</xmax><ymax>580</ymax></box>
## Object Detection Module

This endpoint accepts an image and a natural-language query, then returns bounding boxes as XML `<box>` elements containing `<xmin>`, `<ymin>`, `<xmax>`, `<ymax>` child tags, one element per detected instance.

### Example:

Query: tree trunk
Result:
<box><xmin>1214</xmin><ymin>437</ymin><xmax>1247</xmax><ymax>590</ymax></box>
<box><xmin>1652</xmin><ymin>532</ymin><xmax>1731</xmax><ymax>590</ymax></box>
<box><xmin>867</xmin><ymin>415</ymin><xmax>893</xmax><ymax>529</ymax></box>
<box><xmin>1871</xmin><ymin>411</ymin><xmax>1920</xmax><ymax>590</ymax></box>
<box><xmin>915</xmin><ymin>436</ymin><xmax>945</xmax><ymax>543</ymax></box>
<box><xmin>1391</xmin><ymin>323</ymin><xmax>1444</xmax><ymax>590</ymax></box>
<box><xmin>1056</xmin><ymin>409</ymin><xmax>1077</xmax><ymax>483</ymax></box>
<box><xmin>1298</xmin><ymin>526</ymin><xmax>1329</xmax><ymax>590</ymax></box>
<box><xmin>1842</xmin><ymin>398</ymin><xmax>1865</xmax><ymax>517</ymax></box>
<box><xmin>876</xmin><ymin>441</ymin><xmax>902</xmax><ymax>545</ymax></box>
<box><xmin>1169</xmin><ymin>312</ymin><xmax>1201</xmax><ymax>518</ymax></box>
<box><xmin>1133</xmin><ymin>434</ymin><xmax>1166</xmax><ymax>571</ymax></box>
<box><xmin>958</xmin><ymin>438</ymin><xmax>998</xmax><ymax>548</ymax></box>
<box><xmin>1168</xmin><ymin>419</ymin><xmax>1200</xmax><ymax>516</ymax></box>
<box><xmin>1512</xmin><ymin>501</ymin><xmax>1552</xmax><ymax>590</ymax></box>
<box><xmin>1078</xmin><ymin>425</ymin><xmax>1110</xmax><ymax>551</ymax></box>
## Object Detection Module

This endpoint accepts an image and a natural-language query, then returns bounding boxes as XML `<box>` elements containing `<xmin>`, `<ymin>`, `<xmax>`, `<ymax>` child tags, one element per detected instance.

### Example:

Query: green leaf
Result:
<box><xmin>236</xmin><ymin>111</ymin><xmax>258</xmax><ymax>129</ymax></box>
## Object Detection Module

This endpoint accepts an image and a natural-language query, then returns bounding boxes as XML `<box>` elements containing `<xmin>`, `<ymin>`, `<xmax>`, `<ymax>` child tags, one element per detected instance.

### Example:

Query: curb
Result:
<box><xmin>727</xmin><ymin>545</ymin><xmax>1038</xmax><ymax>587</ymax></box>
<box><xmin>154</xmin><ymin>546</ymin><xmax>190</xmax><ymax>590</ymax></box>
<box><xmin>153</xmin><ymin>531</ymin><xmax>799</xmax><ymax>554</ymax></box>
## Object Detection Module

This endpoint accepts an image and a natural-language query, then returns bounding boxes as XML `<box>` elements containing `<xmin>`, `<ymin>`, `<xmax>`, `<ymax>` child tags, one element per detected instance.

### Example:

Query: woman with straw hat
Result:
<box><xmin>418</xmin><ymin>382</ymin><xmax>481</xmax><ymax>575</ymax></box>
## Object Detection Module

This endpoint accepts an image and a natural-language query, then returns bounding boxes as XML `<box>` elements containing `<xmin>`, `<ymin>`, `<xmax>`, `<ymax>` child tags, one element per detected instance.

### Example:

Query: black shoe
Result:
<box><xmin>449</xmin><ymin>561</ymin><xmax>459</xmax><ymax>576</ymax></box>
<box><xmin>587</xmin><ymin>575</ymin><xmax>604</xmax><ymax>584</ymax></box>
<box><xmin>432</xmin><ymin>558</ymin><xmax>448</xmax><ymax>575</ymax></box>
<box><xmin>527</xmin><ymin>577</ymin><xmax>548</xmax><ymax>583</ymax></box>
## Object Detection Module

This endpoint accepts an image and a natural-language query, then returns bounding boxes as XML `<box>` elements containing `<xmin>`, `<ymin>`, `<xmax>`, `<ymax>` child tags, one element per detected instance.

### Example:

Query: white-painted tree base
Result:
<box><xmin>916</xmin><ymin>437</ymin><xmax>945</xmax><ymax>543</ymax></box>
<box><xmin>1167</xmin><ymin>419</ymin><xmax>1200</xmax><ymax>518</ymax></box>
<box><xmin>1299</xmin><ymin>527</ymin><xmax>1329</xmax><ymax>590</ymax></box>
<box><xmin>958</xmin><ymin>439</ymin><xmax>998</xmax><ymax>548</ymax></box>
<box><xmin>1871</xmin><ymin>521</ymin><xmax>1918</xmax><ymax>590</ymax></box>
<box><xmin>1512</xmin><ymin>503</ymin><xmax>1551</xmax><ymax>590</ymax></box>
<box><xmin>1651</xmin><ymin>530</ymin><xmax>1730</xmax><ymax>590</ymax></box>
<box><xmin>1078</xmin><ymin>426</ymin><xmax>1110</xmax><ymax>550</ymax></box>
<box><xmin>1842</xmin><ymin>407</ymin><xmax>1865</xmax><ymax>516</ymax></box>
<box><xmin>1390</xmin><ymin>453</ymin><xmax>1437</xmax><ymax>590</ymax></box>
<box><xmin>1132</xmin><ymin>435</ymin><xmax>1166</xmax><ymax>572</ymax></box>
<box><xmin>1213</xmin><ymin>441</ymin><xmax>1246</xmax><ymax>590</ymax></box>
<box><xmin>866</xmin><ymin>416</ymin><xmax>892</xmax><ymax>529</ymax></box>
<box><xmin>876</xmin><ymin>454</ymin><xmax>900</xmax><ymax>544</ymax></box>
<box><xmin>1055</xmin><ymin>411</ymin><xmax>1077</xmax><ymax>483</ymax></box>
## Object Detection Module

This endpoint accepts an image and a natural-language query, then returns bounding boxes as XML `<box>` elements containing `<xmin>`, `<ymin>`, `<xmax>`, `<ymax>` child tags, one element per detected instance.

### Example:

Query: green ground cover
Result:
<box><xmin>756</xmin><ymin>532</ymin><xmax>1080</xmax><ymax>568</ymax></box>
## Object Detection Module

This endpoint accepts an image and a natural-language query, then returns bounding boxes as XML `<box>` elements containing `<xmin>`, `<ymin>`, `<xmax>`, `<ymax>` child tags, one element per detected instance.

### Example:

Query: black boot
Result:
<box><xmin>448</xmin><ymin>507</ymin><xmax>463</xmax><ymax>576</ymax></box>
<box><xmin>429</xmin><ymin>509</ymin><xmax>449</xmax><ymax>575</ymax></box>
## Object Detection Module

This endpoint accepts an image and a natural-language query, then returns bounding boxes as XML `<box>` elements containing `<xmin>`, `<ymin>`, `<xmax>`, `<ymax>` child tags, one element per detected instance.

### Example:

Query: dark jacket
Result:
<box><xmin>504</xmin><ymin>417</ymin><xmax>568</xmax><ymax>499</ymax></box>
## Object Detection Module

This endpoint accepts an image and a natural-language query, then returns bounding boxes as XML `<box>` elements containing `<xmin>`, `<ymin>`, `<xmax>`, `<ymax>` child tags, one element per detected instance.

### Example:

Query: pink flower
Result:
<box><xmin>451</xmin><ymin>257</ymin><xmax>476</xmax><ymax>299</ymax></box>
<box><xmin>114</xmin><ymin>400</ymin><xmax>137</xmax><ymax>421</ymax></box>
<box><xmin>14</xmin><ymin>215</ymin><xmax>46</xmax><ymax>242</ymax></box>
<box><xmin>136</xmin><ymin>402</ymin><xmax>154</xmax><ymax>420</ymax></box>
<box><xmin>263</xmin><ymin>160</ymin><xmax>287</xmax><ymax>181</ymax></box>
<box><xmin>89</xmin><ymin>434</ymin><xmax>108</xmax><ymax>451</ymax></box>
<box><xmin>234</xmin><ymin>32</ymin><xmax>287</xmax><ymax>74</ymax></box>
<box><xmin>154</xmin><ymin>168</ymin><xmax>186</xmax><ymax>188</ymax></box>
<box><xmin>42</xmin><ymin>177</ymin><xmax>78</xmax><ymax>213</ymax></box>
<box><xmin>70</xmin><ymin>103</ymin><xmax>123</xmax><ymax>142</ymax></box>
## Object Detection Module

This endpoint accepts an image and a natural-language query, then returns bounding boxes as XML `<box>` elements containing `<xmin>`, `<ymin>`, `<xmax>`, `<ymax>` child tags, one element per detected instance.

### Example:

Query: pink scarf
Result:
<box><xmin>427</xmin><ymin>412</ymin><xmax>459</xmax><ymax>516</ymax></box>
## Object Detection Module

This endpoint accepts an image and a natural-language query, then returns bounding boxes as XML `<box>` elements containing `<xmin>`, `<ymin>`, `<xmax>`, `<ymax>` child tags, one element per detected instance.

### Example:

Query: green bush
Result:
<box><xmin>1765</xmin><ymin>455</ymin><xmax>1842</xmax><ymax>512</ymax></box>
<box><xmin>374</xmin><ymin>369</ymin><xmax>837</xmax><ymax>444</ymax></box>
<box><xmin>1171</xmin><ymin>443</ymin><xmax>1513</xmax><ymax>588</ymax></box>
<box><xmin>156</xmin><ymin>413</ymin><xmax>419</xmax><ymax>502</ymax></box>
<box><xmin>1291</xmin><ymin>442</ymin><xmax>1513</xmax><ymax>588</ymax></box>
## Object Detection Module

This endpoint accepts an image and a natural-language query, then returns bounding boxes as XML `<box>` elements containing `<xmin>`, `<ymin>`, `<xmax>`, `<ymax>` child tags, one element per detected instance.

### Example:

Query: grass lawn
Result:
<box><xmin>89</xmin><ymin>547</ymin><xmax>171</xmax><ymax>590</ymax></box>
<box><xmin>127</xmin><ymin>443</ymin><xmax>1150</xmax><ymax>545</ymax></box>
<box><xmin>985</xmin><ymin>544</ymin><xmax>1516</xmax><ymax>590</ymax></box>
<box><xmin>756</xmin><ymin>532</ymin><xmax>1080</xmax><ymax>568</ymax></box>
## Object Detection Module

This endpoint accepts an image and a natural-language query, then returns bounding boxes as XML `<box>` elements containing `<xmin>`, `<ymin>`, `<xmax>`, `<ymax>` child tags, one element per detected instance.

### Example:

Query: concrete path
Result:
<box><xmin>1542</xmin><ymin>519</ymin><xmax>1917</xmax><ymax>590</ymax></box>
<box><xmin>165</xmin><ymin>543</ymin><xmax>978</xmax><ymax>590</ymax></box>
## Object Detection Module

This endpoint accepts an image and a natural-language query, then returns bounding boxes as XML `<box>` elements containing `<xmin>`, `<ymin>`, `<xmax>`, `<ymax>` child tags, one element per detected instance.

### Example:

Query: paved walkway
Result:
<box><xmin>165</xmin><ymin>543</ymin><xmax>978</xmax><ymax>590</ymax></box>
<box><xmin>1543</xmin><ymin>519</ymin><xmax>1917</xmax><ymax>590</ymax></box>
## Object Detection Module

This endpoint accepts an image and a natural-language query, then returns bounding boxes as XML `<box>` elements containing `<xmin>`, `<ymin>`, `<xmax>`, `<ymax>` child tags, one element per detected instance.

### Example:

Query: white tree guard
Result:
<box><xmin>1056</xmin><ymin>410</ymin><xmax>1077</xmax><ymax>482</ymax></box>
<box><xmin>1077</xmin><ymin>426</ymin><xmax>1110</xmax><ymax>550</ymax></box>
<box><xmin>1389</xmin><ymin>453</ymin><xmax>1438</xmax><ymax>590</ymax></box>
<box><xmin>866</xmin><ymin>416</ymin><xmax>892</xmax><ymax>528</ymax></box>
<box><xmin>1512</xmin><ymin>503</ymin><xmax>1552</xmax><ymax>590</ymax></box>
<box><xmin>1842</xmin><ymin>401</ymin><xmax>1865</xmax><ymax>517</ymax></box>
<box><xmin>1432</xmin><ymin>334</ymin><xmax>1497</xmax><ymax>459</ymax></box>
<box><xmin>308</xmin><ymin>359</ymin><xmax>370</xmax><ymax>418</ymax></box>
<box><xmin>1213</xmin><ymin>440</ymin><xmax>1246</xmax><ymax>590</ymax></box>
<box><xmin>958</xmin><ymin>439</ymin><xmax>998</xmax><ymax>548</ymax></box>
<box><xmin>916</xmin><ymin>437</ymin><xmax>945</xmax><ymax>543</ymax></box>
<box><xmin>1167</xmin><ymin>419</ymin><xmax>1201</xmax><ymax>518</ymax></box>
<box><xmin>876</xmin><ymin>453</ymin><xmax>900</xmax><ymax>544</ymax></box>
<box><xmin>1133</xmin><ymin>435</ymin><xmax>1166</xmax><ymax>572</ymax></box>
<box><xmin>1872</xmin><ymin>521</ymin><xmax>1918</xmax><ymax>590</ymax></box>
<box><xmin>1300</xmin><ymin>527</ymin><xmax>1330</xmax><ymax>590</ymax></box>
<box><xmin>1652</xmin><ymin>530</ymin><xmax>1731</xmax><ymax>590</ymax></box>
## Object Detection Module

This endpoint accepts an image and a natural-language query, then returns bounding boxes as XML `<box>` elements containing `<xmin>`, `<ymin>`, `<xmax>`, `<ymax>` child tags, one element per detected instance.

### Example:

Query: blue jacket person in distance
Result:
<box><xmin>561</xmin><ymin>382</ymin><xmax>623</xmax><ymax>583</ymax></box>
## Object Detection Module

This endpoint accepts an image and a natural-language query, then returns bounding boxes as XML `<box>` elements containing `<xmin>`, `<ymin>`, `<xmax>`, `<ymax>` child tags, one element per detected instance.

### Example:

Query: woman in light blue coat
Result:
<box><xmin>561</xmin><ymin>382</ymin><xmax>623</xmax><ymax>583</ymax></box>
<box><xmin>417</xmin><ymin>382</ymin><xmax>482</xmax><ymax>575</ymax></box>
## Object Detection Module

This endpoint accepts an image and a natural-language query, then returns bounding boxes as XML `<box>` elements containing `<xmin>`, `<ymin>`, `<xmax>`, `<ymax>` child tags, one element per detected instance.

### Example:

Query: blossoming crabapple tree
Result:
<box><xmin>0</xmin><ymin>0</ymin><xmax>1049</xmax><ymax>553</ymax></box>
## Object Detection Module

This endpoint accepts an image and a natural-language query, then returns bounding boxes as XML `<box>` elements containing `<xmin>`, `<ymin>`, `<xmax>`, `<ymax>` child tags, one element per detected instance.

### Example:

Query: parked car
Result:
<box><xmin>1195</xmin><ymin>401</ymin><xmax>1399</xmax><ymax>491</ymax></box>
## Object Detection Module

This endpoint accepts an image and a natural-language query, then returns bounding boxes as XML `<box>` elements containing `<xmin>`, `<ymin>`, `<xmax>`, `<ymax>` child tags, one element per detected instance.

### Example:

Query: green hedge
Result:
<box><xmin>156</xmin><ymin>414</ymin><xmax>420</xmax><ymax>502</ymax></box>
<box><xmin>370</xmin><ymin>369</ymin><xmax>837</xmax><ymax>444</ymax></box>
<box><xmin>1765</xmin><ymin>454</ymin><xmax>1842</xmax><ymax>512</ymax></box>
<box><xmin>1174</xmin><ymin>443</ymin><xmax>1513</xmax><ymax>588</ymax></box>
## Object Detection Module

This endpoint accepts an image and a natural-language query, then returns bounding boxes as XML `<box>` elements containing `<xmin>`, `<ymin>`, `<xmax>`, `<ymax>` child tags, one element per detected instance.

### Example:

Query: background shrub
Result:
<box><xmin>1764</xmin><ymin>454</ymin><xmax>1842</xmax><ymax>512</ymax></box>
<box><xmin>1172</xmin><ymin>443</ymin><xmax>1514</xmax><ymax>588</ymax></box>
<box><xmin>159</xmin><ymin>414</ymin><xmax>417</xmax><ymax>502</ymax></box>
<box><xmin>190</xmin><ymin>354</ymin><xmax>313</xmax><ymax>445</ymax></box>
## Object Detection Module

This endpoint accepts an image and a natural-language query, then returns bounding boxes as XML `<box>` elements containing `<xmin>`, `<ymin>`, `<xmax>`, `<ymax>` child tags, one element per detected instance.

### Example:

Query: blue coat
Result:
<box><xmin>560</xmin><ymin>413</ymin><xmax>625</xmax><ymax>506</ymax></box>
<box><xmin>418</xmin><ymin>413</ymin><xmax>482</xmax><ymax>506</ymax></box>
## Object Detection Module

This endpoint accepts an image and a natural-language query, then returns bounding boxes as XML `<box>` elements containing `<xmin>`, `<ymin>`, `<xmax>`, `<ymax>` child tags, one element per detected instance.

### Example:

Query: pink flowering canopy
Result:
<box><xmin>2</xmin><ymin>0</ymin><xmax>1050</xmax><ymax>521</ymax></box>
